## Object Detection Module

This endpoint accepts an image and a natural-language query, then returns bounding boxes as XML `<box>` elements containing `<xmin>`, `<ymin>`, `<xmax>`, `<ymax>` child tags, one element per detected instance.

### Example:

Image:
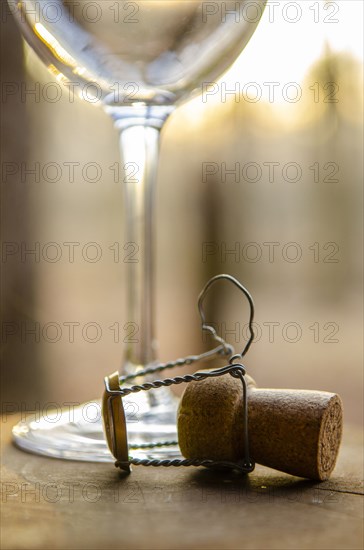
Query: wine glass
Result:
<box><xmin>9</xmin><ymin>0</ymin><xmax>267</xmax><ymax>462</ymax></box>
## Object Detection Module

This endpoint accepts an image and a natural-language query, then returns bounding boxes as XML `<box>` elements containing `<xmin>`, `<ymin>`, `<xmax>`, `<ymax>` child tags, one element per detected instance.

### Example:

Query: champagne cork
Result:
<box><xmin>178</xmin><ymin>373</ymin><xmax>343</xmax><ymax>480</ymax></box>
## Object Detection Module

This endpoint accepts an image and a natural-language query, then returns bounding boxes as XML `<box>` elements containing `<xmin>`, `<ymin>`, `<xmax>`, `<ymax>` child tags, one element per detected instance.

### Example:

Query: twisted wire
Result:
<box><xmin>106</xmin><ymin>274</ymin><xmax>257</xmax><ymax>473</ymax></box>
<box><xmin>109</xmin><ymin>365</ymin><xmax>244</xmax><ymax>398</ymax></box>
<box><xmin>105</xmin><ymin>358</ymin><xmax>255</xmax><ymax>474</ymax></box>
<box><xmin>119</xmin><ymin>344</ymin><xmax>232</xmax><ymax>384</ymax></box>
<box><xmin>128</xmin><ymin>440</ymin><xmax>178</xmax><ymax>450</ymax></box>
<box><xmin>117</xmin><ymin>374</ymin><xmax>205</xmax><ymax>396</ymax></box>
<box><xmin>115</xmin><ymin>457</ymin><xmax>254</xmax><ymax>473</ymax></box>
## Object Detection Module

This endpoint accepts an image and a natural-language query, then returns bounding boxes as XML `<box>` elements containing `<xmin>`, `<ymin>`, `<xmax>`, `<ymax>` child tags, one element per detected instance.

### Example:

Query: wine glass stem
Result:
<box><xmin>119</xmin><ymin>124</ymin><xmax>157</xmax><ymax>369</ymax></box>
<box><xmin>112</xmin><ymin>106</ymin><xmax>174</xmax><ymax>373</ymax></box>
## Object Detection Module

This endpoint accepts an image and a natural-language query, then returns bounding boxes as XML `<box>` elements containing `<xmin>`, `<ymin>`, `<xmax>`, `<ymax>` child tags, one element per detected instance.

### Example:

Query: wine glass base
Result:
<box><xmin>12</xmin><ymin>388</ymin><xmax>180</xmax><ymax>463</ymax></box>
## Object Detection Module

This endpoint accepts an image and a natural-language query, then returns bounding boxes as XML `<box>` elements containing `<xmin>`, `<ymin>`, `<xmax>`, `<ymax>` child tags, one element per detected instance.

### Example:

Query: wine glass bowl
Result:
<box><xmin>9</xmin><ymin>0</ymin><xmax>266</xmax><ymax>106</ymax></box>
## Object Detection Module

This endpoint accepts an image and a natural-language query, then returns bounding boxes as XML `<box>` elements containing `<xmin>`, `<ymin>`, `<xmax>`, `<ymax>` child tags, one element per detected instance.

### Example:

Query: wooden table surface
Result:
<box><xmin>1</xmin><ymin>417</ymin><xmax>363</xmax><ymax>550</ymax></box>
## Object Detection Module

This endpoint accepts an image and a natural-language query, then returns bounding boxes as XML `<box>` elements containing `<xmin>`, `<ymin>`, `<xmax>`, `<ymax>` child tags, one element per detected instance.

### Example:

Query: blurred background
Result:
<box><xmin>1</xmin><ymin>0</ymin><xmax>363</xmax><ymax>426</ymax></box>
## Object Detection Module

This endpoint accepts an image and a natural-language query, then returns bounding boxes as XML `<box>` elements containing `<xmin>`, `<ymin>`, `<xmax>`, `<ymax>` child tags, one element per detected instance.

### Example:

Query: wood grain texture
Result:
<box><xmin>0</xmin><ymin>415</ymin><xmax>363</xmax><ymax>550</ymax></box>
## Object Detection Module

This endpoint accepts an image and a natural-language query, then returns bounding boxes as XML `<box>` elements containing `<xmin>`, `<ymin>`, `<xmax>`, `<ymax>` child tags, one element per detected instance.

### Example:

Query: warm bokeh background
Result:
<box><xmin>1</xmin><ymin>1</ymin><xmax>363</xmax><ymax>426</ymax></box>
